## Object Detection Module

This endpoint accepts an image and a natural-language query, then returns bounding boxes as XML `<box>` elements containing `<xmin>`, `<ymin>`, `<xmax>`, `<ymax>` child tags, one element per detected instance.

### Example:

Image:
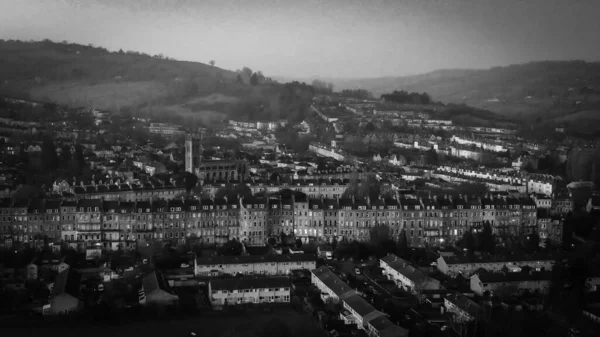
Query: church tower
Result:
<box><xmin>185</xmin><ymin>133</ymin><xmax>202</xmax><ymax>174</ymax></box>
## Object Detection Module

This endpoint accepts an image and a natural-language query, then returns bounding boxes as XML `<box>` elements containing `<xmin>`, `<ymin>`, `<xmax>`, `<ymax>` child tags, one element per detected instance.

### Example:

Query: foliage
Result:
<box><xmin>339</xmin><ymin>89</ymin><xmax>373</xmax><ymax>100</ymax></box>
<box><xmin>214</xmin><ymin>184</ymin><xmax>253</xmax><ymax>200</ymax></box>
<box><xmin>476</xmin><ymin>221</ymin><xmax>495</xmax><ymax>254</ymax></box>
<box><xmin>261</xmin><ymin>318</ymin><xmax>292</xmax><ymax>337</ymax></box>
<box><xmin>342</xmin><ymin>172</ymin><xmax>380</xmax><ymax>201</ymax></box>
<box><xmin>452</xmin><ymin>182</ymin><xmax>489</xmax><ymax>196</ymax></box>
<box><xmin>311</xmin><ymin>79</ymin><xmax>334</xmax><ymax>94</ymax></box>
<box><xmin>368</xmin><ymin>225</ymin><xmax>397</xmax><ymax>258</ymax></box>
<box><xmin>381</xmin><ymin>90</ymin><xmax>431</xmax><ymax>105</ymax></box>
<box><xmin>182</xmin><ymin>172</ymin><xmax>198</xmax><ymax>192</ymax></box>
<box><xmin>458</xmin><ymin>230</ymin><xmax>476</xmax><ymax>252</ymax></box>
<box><xmin>218</xmin><ymin>239</ymin><xmax>243</xmax><ymax>256</ymax></box>
<box><xmin>274</xmin><ymin>126</ymin><xmax>311</xmax><ymax>153</ymax></box>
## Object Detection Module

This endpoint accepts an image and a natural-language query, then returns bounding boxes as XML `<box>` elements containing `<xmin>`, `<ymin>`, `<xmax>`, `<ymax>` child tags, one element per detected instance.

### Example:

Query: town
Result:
<box><xmin>0</xmin><ymin>84</ymin><xmax>599</xmax><ymax>337</ymax></box>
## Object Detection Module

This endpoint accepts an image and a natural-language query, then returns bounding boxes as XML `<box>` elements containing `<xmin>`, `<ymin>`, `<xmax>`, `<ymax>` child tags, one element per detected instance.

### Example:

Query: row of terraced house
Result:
<box><xmin>0</xmin><ymin>192</ymin><xmax>552</xmax><ymax>251</ymax></box>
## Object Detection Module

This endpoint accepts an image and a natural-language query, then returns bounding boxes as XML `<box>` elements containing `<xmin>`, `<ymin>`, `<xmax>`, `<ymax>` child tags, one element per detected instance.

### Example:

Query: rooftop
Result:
<box><xmin>210</xmin><ymin>277</ymin><xmax>290</xmax><ymax>291</ymax></box>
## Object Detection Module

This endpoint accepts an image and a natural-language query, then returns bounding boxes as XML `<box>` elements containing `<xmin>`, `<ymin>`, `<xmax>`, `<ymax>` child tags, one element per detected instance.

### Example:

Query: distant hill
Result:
<box><xmin>0</xmin><ymin>39</ymin><xmax>316</xmax><ymax>126</ymax></box>
<box><xmin>328</xmin><ymin>61</ymin><xmax>600</xmax><ymax>123</ymax></box>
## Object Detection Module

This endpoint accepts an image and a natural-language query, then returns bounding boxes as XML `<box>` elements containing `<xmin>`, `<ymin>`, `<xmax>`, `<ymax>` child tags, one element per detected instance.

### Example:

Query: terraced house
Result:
<box><xmin>0</xmin><ymin>194</ymin><xmax>545</xmax><ymax>250</ymax></box>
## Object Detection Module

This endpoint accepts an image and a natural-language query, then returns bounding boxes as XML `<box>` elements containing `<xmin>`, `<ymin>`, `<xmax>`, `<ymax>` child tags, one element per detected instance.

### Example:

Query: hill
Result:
<box><xmin>0</xmin><ymin>39</ymin><xmax>314</xmax><ymax>126</ymax></box>
<box><xmin>329</xmin><ymin>61</ymin><xmax>600</xmax><ymax>122</ymax></box>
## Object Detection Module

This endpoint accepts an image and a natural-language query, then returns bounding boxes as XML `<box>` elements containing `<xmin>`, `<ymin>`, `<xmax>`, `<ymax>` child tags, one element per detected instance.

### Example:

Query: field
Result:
<box><xmin>28</xmin><ymin>80</ymin><xmax>169</xmax><ymax>110</ymax></box>
<box><xmin>4</xmin><ymin>307</ymin><xmax>325</xmax><ymax>337</ymax></box>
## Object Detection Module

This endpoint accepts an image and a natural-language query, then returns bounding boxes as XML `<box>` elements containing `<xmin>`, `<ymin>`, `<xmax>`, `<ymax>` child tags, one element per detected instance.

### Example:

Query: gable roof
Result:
<box><xmin>51</xmin><ymin>268</ymin><xmax>81</xmax><ymax>299</ymax></box>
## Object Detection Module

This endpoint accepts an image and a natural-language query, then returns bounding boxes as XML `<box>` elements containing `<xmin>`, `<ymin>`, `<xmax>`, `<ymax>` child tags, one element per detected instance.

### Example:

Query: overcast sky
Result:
<box><xmin>1</xmin><ymin>0</ymin><xmax>599</xmax><ymax>78</ymax></box>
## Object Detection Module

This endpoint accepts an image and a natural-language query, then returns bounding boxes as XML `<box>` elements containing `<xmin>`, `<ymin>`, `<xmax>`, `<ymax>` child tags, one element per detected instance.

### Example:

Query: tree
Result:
<box><xmin>219</xmin><ymin>239</ymin><xmax>243</xmax><ymax>256</ymax></box>
<box><xmin>209</xmin><ymin>60</ymin><xmax>215</xmax><ymax>67</ymax></box>
<box><xmin>396</xmin><ymin>230</ymin><xmax>409</xmax><ymax>258</ymax></box>
<box><xmin>215</xmin><ymin>184</ymin><xmax>252</xmax><ymax>200</ymax></box>
<box><xmin>267</xmin><ymin>237</ymin><xmax>276</xmax><ymax>246</ymax></box>
<box><xmin>70</xmin><ymin>145</ymin><xmax>86</xmax><ymax>176</ymax></box>
<box><xmin>459</xmin><ymin>230</ymin><xmax>476</xmax><ymax>252</ymax></box>
<box><xmin>241</xmin><ymin>67</ymin><xmax>253</xmax><ymax>80</ymax></box>
<box><xmin>477</xmin><ymin>221</ymin><xmax>495</xmax><ymax>254</ymax></box>
<box><xmin>250</xmin><ymin>72</ymin><xmax>259</xmax><ymax>86</ymax></box>
<box><xmin>41</xmin><ymin>138</ymin><xmax>59</xmax><ymax>171</ymax></box>
<box><xmin>369</xmin><ymin>225</ymin><xmax>396</xmax><ymax>258</ymax></box>
<box><xmin>331</xmin><ymin>237</ymin><xmax>338</xmax><ymax>251</ymax></box>
<box><xmin>295</xmin><ymin>238</ymin><xmax>303</xmax><ymax>249</ymax></box>
<box><xmin>182</xmin><ymin>172</ymin><xmax>198</xmax><ymax>192</ymax></box>
<box><xmin>526</xmin><ymin>231</ymin><xmax>540</xmax><ymax>252</ymax></box>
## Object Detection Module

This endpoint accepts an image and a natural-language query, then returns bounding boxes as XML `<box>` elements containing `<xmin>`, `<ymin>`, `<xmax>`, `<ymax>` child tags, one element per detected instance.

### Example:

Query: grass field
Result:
<box><xmin>3</xmin><ymin>307</ymin><xmax>325</xmax><ymax>337</ymax></box>
<box><xmin>28</xmin><ymin>80</ymin><xmax>169</xmax><ymax>109</ymax></box>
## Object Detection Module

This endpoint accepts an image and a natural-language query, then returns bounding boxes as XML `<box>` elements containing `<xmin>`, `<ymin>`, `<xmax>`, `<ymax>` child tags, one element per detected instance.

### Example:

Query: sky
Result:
<box><xmin>1</xmin><ymin>0</ymin><xmax>599</xmax><ymax>78</ymax></box>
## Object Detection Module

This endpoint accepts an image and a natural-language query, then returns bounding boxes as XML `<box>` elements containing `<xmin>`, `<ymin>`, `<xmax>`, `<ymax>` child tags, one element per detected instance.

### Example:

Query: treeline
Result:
<box><xmin>338</xmin><ymin>89</ymin><xmax>373</xmax><ymax>100</ymax></box>
<box><xmin>225</xmin><ymin>81</ymin><xmax>315</xmax><ymax>124</ymax></box>
<box><xmin>311</xmin><ymin>80</ymin><xmax>334</xmax><ymax>94</ymax></box>
<box><xmin>565</xmin><ymin>148</ymin><xmax>600</xmax><ymax>184</ymax></box>
<box><xmin>380</xmin><ymin>90</ymin><xmax>431</xmax><ymax>105</ymax></box>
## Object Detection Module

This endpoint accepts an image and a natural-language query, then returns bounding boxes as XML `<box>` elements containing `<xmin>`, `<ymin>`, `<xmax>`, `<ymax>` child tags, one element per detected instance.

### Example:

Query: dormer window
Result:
<box><xmin>415</xmin><ymin>206</ymin><xmax>420</xmax><ymax>210</ymax></box>
<box><xmin>177</xmin><ymin>207</ymin><xmax>182</xmax><ymax>211</ymax></box>
<box><xmin>191</xmin><ymin>206</ymin><xmax>196</xmax><ymax>211</ymax></box>
<box><xmin>170</xmin><ymin>207</ymin><xmax>175</xmax><ymax>212</ymax></box>
<box><xmin>203</xmin><ymin>206</ymin><xmax>208</xmax><ymax>210</ymax></box>
<box><xmin>121</xmin><ymin>209</ymin><xmax>126</xmax><ymax>213</ymax></box>
<box><xmin>138</xmin><ymin>209</ymin><xmax>142</xmax><ymax>213</ymax></box>
<box><xmin>146</xmin><ymin>209</ymin><xmax>150</xmax><ymax>212</ymax></box>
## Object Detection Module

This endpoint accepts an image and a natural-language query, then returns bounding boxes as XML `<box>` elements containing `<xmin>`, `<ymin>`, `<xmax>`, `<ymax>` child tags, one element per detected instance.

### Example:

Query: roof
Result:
<box><xmin>381</xmin><ymin>254</ymin><xmax>438</xmax><ymax>286</ymax></box>
<box><xmin>311</xmin><ymin>266</ymin><xmax>356</xmax><ymax>299</ymax></box>
<box><xmin>368</xmin><ymin>316</ymin><xmax>409</xmax><ymax>337</ymax></box>
<box><xmin>142</xmin><ymin>271</ymin><xmax>169</xmax><ymax>294</ymax></box>
<box><xmin>445</xmin><ymin>293</ymin><xmax>482</xmax><ymax>319</ymax></box>
<box><xmin>196</xmin><ymin>253</ymin><xmax>315</xmax><ymax>266</ymax></box>
<box><xmin>343</xmin><ymin>294</ymin><xmax>380</xmax><ymax>318</ymax></box>
<box><xmin>51</xmin><ymin>268</ymin><xmax>81</xmax><ymax>299</ymax></box>
<box><xmin>441</xmin><ymin>252</ymin><xmax>556</xmax><ymax>265</ymax></box>
<box><xmin>473</xmin><ymin>268</ymin><xmax>552</xmax><ymax>283</ymax></box>
<box><xmin>210</xmin><ymin>277</ymin><xmax>289</xmax><ymax>291</ymax></box>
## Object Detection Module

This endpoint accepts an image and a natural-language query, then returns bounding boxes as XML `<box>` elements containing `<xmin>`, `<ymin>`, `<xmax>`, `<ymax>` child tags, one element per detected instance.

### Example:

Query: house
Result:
<box><xmin>139</xmin><ymin>271</ymin><xmax>179</xmax><ymax>307</ymax></box>
<box><xmin>49</xmin><ymin>268</ymin><xmax>83</xmax><ymax>315</ymax></box>
<box><xmin>436</xmin><ymin>254</ymin><xmax>555</xmax><ymax>277</ymax></box>
<box><xmin>586</xmin><ymin>194</ymin><xmax>600</xmax><ymax>213</ymax></box>
<box><xmin>444</xmin><ymin>292</ymin><xmax>484</xmax><ymax>323</ymax></box>
<box><xmin>341</xmin><ymin>294</ymin><xmax>386</xmax><ymax>328</ymax></box>
<box><xmin>380</xmin><ymin>254</ymin><xmax>441</xmax><ymax>293</ymax></box>
<box><xmin>469</xmin><ymin>268</ymin><xmax>551</xmax><ymax>296</ymax></box>
<box><xmin>388</xmin><ymin>154</ymin><xmax>406</xmax><ymax>166</ymax></box>
<box><xmin>317</xmin><ymin>244</ymin><xmax>334</xmax><ymax>259</ymax></box>
<box><xmin>195</xmin><ymin>254</ymin><xmax>316</xmax><ymax>277</ymax></box>
<box><xmin>311</xmin><ymin>266</ymin><xmax>356</xmax><ymax>302</ymax></box>
<box><xmin>145</xmin><ymin>161</ymin><xmax>167</xmax><ymax>176</ymax></box>
<box><xmin>531</xmin><ymin>194</ymin><xmax>552</xmax><ymax>209</ymax></box>
<box><xmin>208</xmin><ymin>277</ymin><xmax>290</xmax><ymax>308</ymax></box>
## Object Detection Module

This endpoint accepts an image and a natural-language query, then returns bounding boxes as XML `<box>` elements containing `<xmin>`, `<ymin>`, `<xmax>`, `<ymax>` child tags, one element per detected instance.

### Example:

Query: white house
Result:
<box><xmin>380</xmin><ymin>254</ymin><xmax>441</xmax><ymax>293</ymax></box>
<box><xmin>195</xmin><ymin>254</ymin><xmax>316</xmax><ymax>277</ymax></box>
<box><xmin>208</xmin><ymin>277</ymin><xmax>290</xmax><ymax>308</ymax></box>
<box><xmin>311</xmin><ymin>266</ymin><xmax>356</xmax><ymax>302</ymax></box>
<box><xmin>469</xmin><ymin>268</ymin><xmax>551</xmax><ymax>296</ymax></box>
<box><xmin>436</xmin><ymin>255</ymin><xmax>554</xmax><ymax>277</ymax></box>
